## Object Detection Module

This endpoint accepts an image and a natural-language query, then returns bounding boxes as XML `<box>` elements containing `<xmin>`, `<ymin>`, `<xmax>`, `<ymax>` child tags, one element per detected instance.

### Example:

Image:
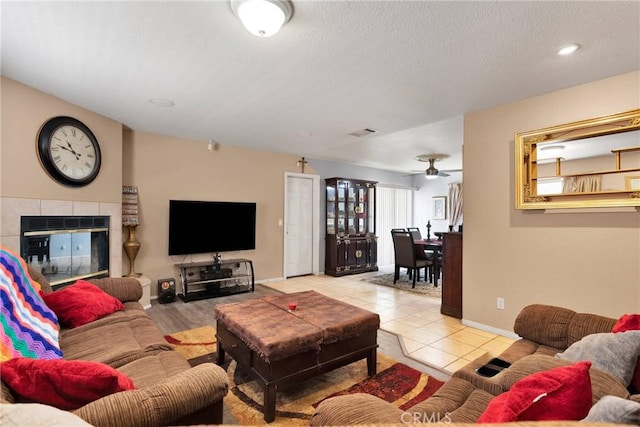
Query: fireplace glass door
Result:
<box><xmin>21</xmin><ymin>216</ymin><xmax>109</xmax><ymax>288</ymax></box>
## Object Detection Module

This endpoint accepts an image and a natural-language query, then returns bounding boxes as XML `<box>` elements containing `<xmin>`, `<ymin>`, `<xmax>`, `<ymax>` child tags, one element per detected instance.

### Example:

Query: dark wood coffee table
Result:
<box><xmin>215</xmin><ymin>290</ymin><xmax>379</xmax><ymax>422</ymax></box>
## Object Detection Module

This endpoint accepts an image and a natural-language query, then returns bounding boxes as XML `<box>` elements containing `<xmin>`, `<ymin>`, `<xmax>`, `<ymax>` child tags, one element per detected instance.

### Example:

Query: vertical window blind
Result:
<box><xmin>376</xmin><ymin>185</ymin><xmax>414</xmax><ymax>267</ymax></box>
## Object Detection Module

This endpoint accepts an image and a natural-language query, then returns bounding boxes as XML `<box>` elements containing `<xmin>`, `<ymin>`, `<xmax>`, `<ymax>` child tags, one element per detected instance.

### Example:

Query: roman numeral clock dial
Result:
<box><xmin>37</xmin><ymin>116</ymin><xmax>102</xmax><ymax>187</ymax></box>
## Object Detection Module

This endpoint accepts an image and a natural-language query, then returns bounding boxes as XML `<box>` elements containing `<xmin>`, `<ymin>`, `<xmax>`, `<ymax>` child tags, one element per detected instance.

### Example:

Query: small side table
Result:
<box><xmin>135</xmin><ymin>275</ymin><xmax>152</xmax><ymax>309</ymax></box>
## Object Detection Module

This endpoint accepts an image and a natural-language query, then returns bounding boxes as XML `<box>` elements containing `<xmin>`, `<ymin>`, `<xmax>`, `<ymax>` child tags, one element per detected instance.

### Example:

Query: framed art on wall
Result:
<box><xmin>432</xmin><ymin>196</ymin><xmax>447</xmax><ymax>220</ymax></box>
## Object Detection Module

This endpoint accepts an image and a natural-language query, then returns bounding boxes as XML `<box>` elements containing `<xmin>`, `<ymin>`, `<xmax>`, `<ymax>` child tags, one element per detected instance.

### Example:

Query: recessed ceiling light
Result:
<box><xmin>149</xmin><ymin>98</ymin><xmax>175</xmax><ymax>107</ymax></box>
<box><xmin>296</xmin><ymin>131</ymin><xmax>313</xmax><ymax>137</ymax></box>
<box><xmin>557</xmin><ymin>44</ymin><xmax>580</xmax><ymax>56</ymax></box>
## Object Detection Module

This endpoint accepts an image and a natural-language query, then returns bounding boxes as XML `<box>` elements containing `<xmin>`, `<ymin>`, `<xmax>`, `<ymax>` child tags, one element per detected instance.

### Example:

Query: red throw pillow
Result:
<box><xmin>41</xmin><ymin>280</ymin><xmax>124</xmax><ymax>328</ymax></box>
<box><xmin>613</xmin><ymin>314</ymin><xmax>640</xmax><ymax>333</ymax></box>
<box><xmin>612</xmin><ymin>314</ymin><xmax>640</xmax><ymax>393</ymax></box>
<box><xmin>477</xmin><ymin>361</ymin><xmax>592</xmax><ymax>423</ymax></box>
<box><xmin>0</xmin><ymin>357</ymin><xmax>136</xmax><ymax>410</ymax></box>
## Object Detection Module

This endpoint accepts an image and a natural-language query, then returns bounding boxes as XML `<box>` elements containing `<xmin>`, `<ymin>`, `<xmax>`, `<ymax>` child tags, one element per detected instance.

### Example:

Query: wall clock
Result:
<box><xmin>37</xmin><ymin>116</ymin><xmax>102</xmax><ymax>187</ymax></box>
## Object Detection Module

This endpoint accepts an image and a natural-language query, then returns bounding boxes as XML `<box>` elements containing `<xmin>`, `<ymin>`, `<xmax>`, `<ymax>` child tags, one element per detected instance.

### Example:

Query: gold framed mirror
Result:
<box><xmin>515</xmin><ymin>109</ymin><xmax>640</xmax><ymax>210</ymax></box>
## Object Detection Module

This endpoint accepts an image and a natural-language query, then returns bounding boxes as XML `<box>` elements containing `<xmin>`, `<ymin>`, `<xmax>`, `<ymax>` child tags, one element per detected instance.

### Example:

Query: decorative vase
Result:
<box><xmin>123</xmin><ymin>224</ymin><xmax>141</xmax><ymax>277</ymax></box>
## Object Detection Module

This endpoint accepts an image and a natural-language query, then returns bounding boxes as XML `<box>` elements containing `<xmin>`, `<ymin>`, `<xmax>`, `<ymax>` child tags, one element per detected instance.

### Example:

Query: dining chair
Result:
<box><xmin>391</xmin><ymin>231</ymin><xmax>432</xmax><ymax>288</ymax></box>
<box><xmin>407</xmin><ymin>227</ymin><xmax>422</xmax><ymax>240</ymax></box>
<box><xmin>407</xmin><ymin>227</ymin><xmax>433</xmax><ymax>272</ymax></box>
<box><xmin>391</xmin><ymin>228</ymin><xmax>409</xmax><ymax>275</ymax></box>
<box><xmin>424</xmin><ymin>244</ymin><xmax>443</xmax><ymax>287</ymax></box>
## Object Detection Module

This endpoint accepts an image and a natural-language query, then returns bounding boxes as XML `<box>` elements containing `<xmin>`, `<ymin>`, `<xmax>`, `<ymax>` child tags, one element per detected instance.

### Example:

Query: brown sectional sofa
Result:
<box><xmin>0</xmin><ymin>266</ymin><xmax>229</xmax><ymax>427</ymax></box>
<box><xmin>311</xmin><ymin>304</ymin><xmax>639</xmax><ymax>425</ymax></box>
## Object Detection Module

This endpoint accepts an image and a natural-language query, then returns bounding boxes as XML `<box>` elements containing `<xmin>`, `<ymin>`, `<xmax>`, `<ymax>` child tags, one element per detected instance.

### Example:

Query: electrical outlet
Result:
<box><xmin>497</xmin><ymin>297</ymin><xmax>505</xmax><ymax>310</ymax></box>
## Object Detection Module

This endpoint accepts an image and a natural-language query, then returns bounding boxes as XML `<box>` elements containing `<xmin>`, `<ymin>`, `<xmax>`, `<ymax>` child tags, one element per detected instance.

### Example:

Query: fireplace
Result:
<box><xmin>20</xmin><ymin>216</ymin><xmax>110</xmax><ymax>288</ymax></box>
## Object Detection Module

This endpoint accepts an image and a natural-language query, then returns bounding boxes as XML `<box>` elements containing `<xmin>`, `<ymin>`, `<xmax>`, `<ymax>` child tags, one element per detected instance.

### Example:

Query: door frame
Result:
<box><xmin>283</xmin><ymin>172</ymin><xmax>321</xmax><ymax>278</ymax></box>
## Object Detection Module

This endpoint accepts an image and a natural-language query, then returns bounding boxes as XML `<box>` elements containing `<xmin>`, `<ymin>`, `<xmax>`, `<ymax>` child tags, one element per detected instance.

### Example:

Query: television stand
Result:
<box><xmin>175</xmin><ymin>258</ymin><xmax>254</xmax><ymax>302</ymax></box>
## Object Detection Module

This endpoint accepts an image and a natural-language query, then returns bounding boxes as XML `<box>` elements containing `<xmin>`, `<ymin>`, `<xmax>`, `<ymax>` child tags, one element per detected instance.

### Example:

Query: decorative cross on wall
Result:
<box><xmin>297</xmin><ymin>157</ymin><xmax>308</xmax><ymax>173</ymax></box>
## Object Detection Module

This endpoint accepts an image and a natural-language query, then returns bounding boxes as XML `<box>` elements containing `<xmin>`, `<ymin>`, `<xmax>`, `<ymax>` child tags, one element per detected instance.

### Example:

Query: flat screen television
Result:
<box><xmin>168</xmin><ymin>200</ymin><xmax>256</xmax><ymax>256</ymax></box>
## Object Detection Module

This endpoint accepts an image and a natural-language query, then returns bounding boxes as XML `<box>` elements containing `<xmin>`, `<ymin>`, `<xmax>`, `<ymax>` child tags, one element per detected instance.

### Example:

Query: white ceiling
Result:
<box><xmin>2</xmin><ymin>1</ymin><xmax>639</xmax><ymax>174</ymax></box>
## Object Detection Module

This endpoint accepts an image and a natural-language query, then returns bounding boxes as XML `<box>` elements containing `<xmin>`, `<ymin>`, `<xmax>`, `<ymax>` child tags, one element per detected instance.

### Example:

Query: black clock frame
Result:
<box><xmin>37</xmin><ymin>116</ymin><xmax>102</xmax><ymax>187</ymax></box>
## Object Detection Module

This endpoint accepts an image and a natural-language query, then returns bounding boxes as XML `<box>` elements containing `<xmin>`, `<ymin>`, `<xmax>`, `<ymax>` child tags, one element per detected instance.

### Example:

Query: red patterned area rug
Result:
<box><xmin>165</xmin><ymin>326</ymin><xmax>445</xmax><ymax>426</ymax></box>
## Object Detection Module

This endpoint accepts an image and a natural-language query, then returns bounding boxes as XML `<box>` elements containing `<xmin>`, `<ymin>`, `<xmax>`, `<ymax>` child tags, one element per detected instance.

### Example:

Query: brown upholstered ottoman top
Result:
<box><xmin>214</xmin><ymin>291</ymin><xmax>379</xmax><ymax>362</ymax></box>
<box><xmin>263</xmin><ymin>291</ymin><xmax>380</xmax><ymax>344</ymax></box>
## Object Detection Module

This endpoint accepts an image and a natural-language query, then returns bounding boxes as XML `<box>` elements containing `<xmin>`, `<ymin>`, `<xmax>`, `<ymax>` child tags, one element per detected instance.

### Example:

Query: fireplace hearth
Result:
<box><xmin>21</xmin><ymin>216</ymin><xmax>110</xmax><ymax>288</ymax></box>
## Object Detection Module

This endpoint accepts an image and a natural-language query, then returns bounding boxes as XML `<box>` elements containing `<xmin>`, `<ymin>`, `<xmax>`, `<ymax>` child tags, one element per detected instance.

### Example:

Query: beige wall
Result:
<box><xmin>463</xmin><ymin>71</ymin><xmax>640</xmax><ymax>332</ymax></box>
<box><xmin>123</xmin><ymin>129</ymin><xmax>311</xmax><ymax>293</ymax></box>
<box><xmin>1</xmin><ymin>77</ymin><xmax>123</xmax><ymax>202</ymax></box>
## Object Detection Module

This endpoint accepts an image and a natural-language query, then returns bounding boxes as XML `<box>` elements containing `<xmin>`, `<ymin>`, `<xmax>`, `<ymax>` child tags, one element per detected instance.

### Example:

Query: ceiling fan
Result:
<box><xmin>409</xmin><ymin>153</ymin><xmax>462</xmax><ymax>179</ymax></box>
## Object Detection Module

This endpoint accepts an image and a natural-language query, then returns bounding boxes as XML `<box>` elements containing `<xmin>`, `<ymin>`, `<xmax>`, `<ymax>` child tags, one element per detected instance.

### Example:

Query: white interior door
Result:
<box><xmin>285</xmin><ymin>175</ymin><xmax>314</xmax><ymax>277</ymax></box>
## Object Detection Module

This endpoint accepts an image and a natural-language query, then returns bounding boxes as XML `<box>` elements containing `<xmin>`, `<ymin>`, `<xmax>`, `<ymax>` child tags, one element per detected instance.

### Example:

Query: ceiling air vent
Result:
<box><xmin>348</xmin><ymin>128</ymin><xmax>378</xmax><ymax>137</ymax></box>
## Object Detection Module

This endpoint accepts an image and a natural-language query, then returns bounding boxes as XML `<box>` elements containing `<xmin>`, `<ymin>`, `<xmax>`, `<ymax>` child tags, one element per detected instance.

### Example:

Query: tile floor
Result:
<box><xmin>263</xmin><ymin>268</ymin><xmax>515</xmax><ymax>375</ymax></box>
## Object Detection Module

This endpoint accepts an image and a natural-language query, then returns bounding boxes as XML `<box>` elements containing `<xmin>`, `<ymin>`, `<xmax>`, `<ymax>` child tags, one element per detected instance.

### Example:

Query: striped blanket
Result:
<box><xmin>0</xmin><ymin>247</ymin><xmax>62</xmax><ymax>361</ymax></box>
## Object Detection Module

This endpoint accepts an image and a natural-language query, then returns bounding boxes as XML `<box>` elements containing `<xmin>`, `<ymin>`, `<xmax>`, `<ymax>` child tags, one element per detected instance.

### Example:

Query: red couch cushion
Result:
<box><xmin>41</xmin><ymin>280</ymin><xmax>124</xmax><ymax>328</ymax></box>
<box><xmin>612</xmin><ymin>313</ymin><xmax>640</xmax><ymax>393</ymax></box>
<box><xmin>478</xmin><ymin>361</ymin><xmax>592</xmax><ymax>423</ymax></box>
<box><xmin>0</xmin><ymin>357</ymin><xmax>136</xmax><ymax>410</ymax></box>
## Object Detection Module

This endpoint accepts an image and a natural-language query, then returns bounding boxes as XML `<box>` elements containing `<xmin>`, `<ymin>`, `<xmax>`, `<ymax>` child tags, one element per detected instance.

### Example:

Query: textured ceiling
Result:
<box><xmin>2</xmin><ymin>1</ymin><xmax>639</xmax><ymax>173</ymax></box>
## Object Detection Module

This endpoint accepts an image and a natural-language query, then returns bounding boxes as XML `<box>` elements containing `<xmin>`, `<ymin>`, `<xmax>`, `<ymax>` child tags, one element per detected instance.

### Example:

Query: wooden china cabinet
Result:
<box><xmin>325</xmin><ymin>178</ymin><xmax>378</xmax><ymax>276</ymax></box>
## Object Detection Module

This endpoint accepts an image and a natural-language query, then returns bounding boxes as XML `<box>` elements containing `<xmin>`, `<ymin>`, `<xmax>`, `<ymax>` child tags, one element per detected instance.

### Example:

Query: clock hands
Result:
<box><xmin>57</xmin><ymin>142</ymin><xmax>81</xmax><ymax>160</ymax></box>
<box><xmin>65</xmin><ymin>140</ymin><xmax>81</xmax><ymax>160</ymax></box>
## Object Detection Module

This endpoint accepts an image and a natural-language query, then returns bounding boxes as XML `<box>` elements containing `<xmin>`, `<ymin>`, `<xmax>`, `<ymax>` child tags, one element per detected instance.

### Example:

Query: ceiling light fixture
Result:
<box><xmin>230</xmin><ymin>0</ymin><xmax>293</xmax><ymax>37</ymax></box>
<box><xmin>424</xmin><ymin>167</ymin><xmax>439</xmax><ymax>180</ymax></box>
<box><xmin>557</xmin><ymin>43</ymin><xmax>580</xmax><ymax>56</ymax></box>
<box><xmin>416</xmin><ymin>154</ymin><xmax>451</xmax><ymax>180</ymax></box>
<box><xmin>424</xmin><ymin>158</ymin><xmax>440</xmax><ymax>180</ymax></box>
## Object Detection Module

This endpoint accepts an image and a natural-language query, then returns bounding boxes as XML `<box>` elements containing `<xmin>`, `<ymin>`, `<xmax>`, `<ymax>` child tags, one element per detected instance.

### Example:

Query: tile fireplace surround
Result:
<box><xmin>1</xmin><ymin>197</ymin><xmax>123</xmax><ymax>277</ymax></box>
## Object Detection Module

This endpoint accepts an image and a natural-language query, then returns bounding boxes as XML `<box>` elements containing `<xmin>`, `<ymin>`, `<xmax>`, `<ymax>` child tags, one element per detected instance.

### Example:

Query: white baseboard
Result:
<box><xmin>144</xmin><ymin>295</ymin><xmax>157</xmax><ymax>310</ymax></box>
<box><xmin>461</xmin><ymin>319</ymin><xmax>520</xmax><ymax>340</ymax></box>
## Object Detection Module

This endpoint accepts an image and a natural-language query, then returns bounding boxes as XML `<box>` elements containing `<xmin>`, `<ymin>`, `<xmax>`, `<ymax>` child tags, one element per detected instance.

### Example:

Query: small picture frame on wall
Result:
<box><xmin>432</xmin><ymin>196</ymin><xmax>447</xmax><ymax>220</ymax></box>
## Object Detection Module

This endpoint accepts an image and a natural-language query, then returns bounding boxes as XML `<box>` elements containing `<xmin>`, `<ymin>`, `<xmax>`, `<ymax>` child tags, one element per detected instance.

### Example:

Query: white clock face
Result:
<box><xmin>48</xmin><ymin>125</ymin><xmax>98</xmax><ymax>180</ymax></box>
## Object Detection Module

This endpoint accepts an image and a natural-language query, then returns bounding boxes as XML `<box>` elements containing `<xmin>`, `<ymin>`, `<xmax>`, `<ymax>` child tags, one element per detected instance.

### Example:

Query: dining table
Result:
<box><xmin>413</xmin><ymin>239</ymin><xmax>443</xmax><ymax>286</ymax></box>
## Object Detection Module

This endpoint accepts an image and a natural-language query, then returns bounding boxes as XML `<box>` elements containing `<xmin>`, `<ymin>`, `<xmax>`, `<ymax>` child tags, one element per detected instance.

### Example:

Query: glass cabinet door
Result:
<box><xmin>326</xmin><ymin>178</ymin><xmax>376</xmax><ymax>238</ymax></box>
<box><xmin>354</xmin><ymin>184</ymin><xmax>366</xmax><ymax>235</ymax></box>
<box><xmin>326</xmin><ymin>186</ymin><xmax>336</xmax><ymax>234</ymax></box>
<box><xmin>337</xmin><ymin>181</ymin><xmax>346</xmax><ymax>235</ymax></box>
<box><xmin>347</xmin><ymin>185</ymin><xmax>356</xmax><ymax>234</ymax></box>
<box><xmin>367</xmin><ymin>185</ymin><xmax>375</xmax><ymax>235</ymax></box>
